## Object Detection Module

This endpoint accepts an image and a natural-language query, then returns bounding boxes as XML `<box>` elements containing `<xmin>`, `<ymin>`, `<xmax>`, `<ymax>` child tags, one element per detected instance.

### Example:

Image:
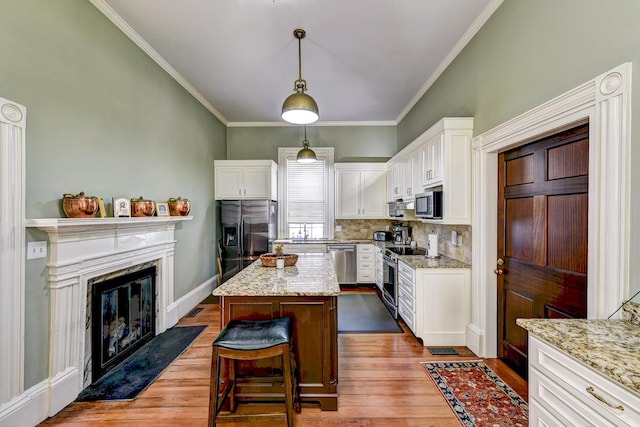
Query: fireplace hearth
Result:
<box><xmin>91</xmin><ymin>266</ymin><xmax>156</xmax><ymax>381</ymax></box>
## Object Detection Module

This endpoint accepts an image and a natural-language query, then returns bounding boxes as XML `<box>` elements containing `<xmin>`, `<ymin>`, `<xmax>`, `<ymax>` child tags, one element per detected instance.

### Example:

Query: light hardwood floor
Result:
<box><xmin>40</xmin><ymin>288</ymin><xmax>527</xmax><ymax>426</ymax></box>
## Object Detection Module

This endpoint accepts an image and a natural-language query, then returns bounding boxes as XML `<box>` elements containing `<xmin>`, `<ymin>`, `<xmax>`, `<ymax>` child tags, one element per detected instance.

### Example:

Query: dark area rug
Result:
<box><xmin>421</xmin><ymin>360</ymin><xmax>528</xmax><ymax>426</ymax></box>
<box><xmin>76</xmin><ymin>325</ymin><xmax>206</xmax><ymax>401</ymax></box>
<box><xmin>338</xmin><ymin>293</ymin><xmax>402</xmax><ymax>333</ymax></box>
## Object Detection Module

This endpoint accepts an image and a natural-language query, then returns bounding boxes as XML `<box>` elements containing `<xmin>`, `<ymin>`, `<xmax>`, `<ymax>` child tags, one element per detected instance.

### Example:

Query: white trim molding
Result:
<box><xmin>24</xmin><ymin>217</ymin><xmax>191</xmax><ymax>417</ymax></box>
<box><xmin>0</xmin><ymin>97</ymin><xmax>26</xmax><ymax>417</ymax></box>
<box><xmin>468</xmin><ymin>63</ymin><xmax>631</xmax><ymax>358</ymax></box>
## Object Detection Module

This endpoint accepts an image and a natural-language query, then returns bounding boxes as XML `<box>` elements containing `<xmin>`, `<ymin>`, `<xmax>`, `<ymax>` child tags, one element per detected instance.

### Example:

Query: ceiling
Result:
<box><xmin>94</xmin><ymin>0</ymin><xmax>499</xmax><ymax>126</ymax></box>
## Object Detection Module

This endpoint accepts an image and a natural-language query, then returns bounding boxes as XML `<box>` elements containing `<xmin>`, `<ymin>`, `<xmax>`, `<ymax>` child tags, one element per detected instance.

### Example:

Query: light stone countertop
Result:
<box><xmin>399</xmin><ymin>254</ymin><xmax>471</xmax><ymax>269</ymax></box>
<box><xmin>517</xmin><ymin>313</ymin><xmax>640</xmax><ymax>395</ymax></box>
<box><xmin>213</xmin><ymin>253</ymin><xmax>340</xmax><ymax>297</ymax></box>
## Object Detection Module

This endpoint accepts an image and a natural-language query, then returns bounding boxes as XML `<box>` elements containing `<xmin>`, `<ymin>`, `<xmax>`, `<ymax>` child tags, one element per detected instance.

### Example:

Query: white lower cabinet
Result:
<box><xmin>397</xmin><ymin>260</ymin><xmax>470</xmax><ymax>345</ymax></box>
<box><xmin>529</xmin><ymin>335</ymin><xmax>640</xmax><ymax>427</ymax></box>
<box><xmin>374</xmin><ymin>246</ymin><xmax>384</xmax><ymax>291</ymax></box>
<box><xmin>284</xmin><ymin>243</ymin><xmax>327</xmax><ymax>254</ymax></box>
<box><xmin>357</xmin><ymin>244</ymin><xmax>375</xmax><ymax>283</ymax></box>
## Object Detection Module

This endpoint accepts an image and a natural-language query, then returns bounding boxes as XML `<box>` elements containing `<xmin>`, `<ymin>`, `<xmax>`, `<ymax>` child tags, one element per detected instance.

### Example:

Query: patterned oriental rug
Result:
<box><xmin>421</xmin><ymin>360</ymin><xmax>528</xmax><ymax>427</ymax></box>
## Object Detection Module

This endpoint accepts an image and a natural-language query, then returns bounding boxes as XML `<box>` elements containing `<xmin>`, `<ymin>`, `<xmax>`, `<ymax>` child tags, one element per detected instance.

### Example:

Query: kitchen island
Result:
<box><xmin>212</xmin><ymin>253</ymin><xmax>340</xmax><ymax>410</ymax></box>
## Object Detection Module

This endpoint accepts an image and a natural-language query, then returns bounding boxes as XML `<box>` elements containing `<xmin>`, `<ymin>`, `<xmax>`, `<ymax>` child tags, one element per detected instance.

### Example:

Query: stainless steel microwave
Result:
<box><xmin>415</xmin><ymin>190</ymin><xmax>443</xmax><ymax>219</ymax></box>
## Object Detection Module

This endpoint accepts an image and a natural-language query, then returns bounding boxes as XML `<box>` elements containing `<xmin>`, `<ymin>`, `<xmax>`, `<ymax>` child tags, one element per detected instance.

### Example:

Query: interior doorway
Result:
<box><xmin>496</xmin><ymin>123</ymin><xmax>589</xmax><ymax>378</ymax></box>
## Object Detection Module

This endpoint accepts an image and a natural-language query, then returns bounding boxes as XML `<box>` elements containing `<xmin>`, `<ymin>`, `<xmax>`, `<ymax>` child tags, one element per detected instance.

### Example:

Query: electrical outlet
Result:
<box><xmin>335</xmin><ymin>225</ymin><xmax>342</xmax><ymax>232</ymax></box>
<box><xmin>27</xmin><ymin>241</ymin><xmax>47</xmax><ymax>260</ymax></box>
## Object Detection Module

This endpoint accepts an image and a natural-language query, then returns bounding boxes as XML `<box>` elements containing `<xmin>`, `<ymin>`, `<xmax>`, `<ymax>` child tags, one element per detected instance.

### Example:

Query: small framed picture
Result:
<box><xmin>113</xmin><ymin>197</ymin><xmax>131</xmax><ymax>217</ymax></box>
<box><xmin>156</xmin><ymin>202</ymin><xmax>169</xmax><ymax>217</ymax></box>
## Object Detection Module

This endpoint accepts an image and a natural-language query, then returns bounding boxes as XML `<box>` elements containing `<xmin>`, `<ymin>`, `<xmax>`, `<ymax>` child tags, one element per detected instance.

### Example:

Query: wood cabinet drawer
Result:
<box><xmin>530</xmin><ymin>336</ymin><xmax>640</xmax><ymax>426</ymax></box>
<box><xmin>358</xmin><ymin>261</ymin><xmax>373</xmax><ymax>270</ymax></box>
<box><xmin>357</xmin><ymin>271</ymin><xmax>374</xmax><ymax>283</ymax></box>
<box><xmin>358</xmin><ymin>244</ymin><xmax>374</xmax><ymax>253</ymax></box>
<box><xmin>358</xmin><ymin>254</ymin><xmax>374</xmax><ymax>262</ymax></box>
<box><xmin>398</xmin><ymin>299</ymin><xmax>414</xmax><ymax>332</ymax></box>
<box><xmin>398</xmin><ymin>261</ymin><xmax>414</xmax><ymax>281</ymax></box>
<box><xmin>397</xmin><ymin>275</ymin><xmax>415</xmax><ymax>294</ymax></box>
<box><xmin>398</xmin><ymin>286</ymin><xmax>415</xmax><ymax>311</ymax></box>
<box><xmin>530</xmin><ymin>368</ymin><xmax>615</xmax><ymax>426</ymax></box>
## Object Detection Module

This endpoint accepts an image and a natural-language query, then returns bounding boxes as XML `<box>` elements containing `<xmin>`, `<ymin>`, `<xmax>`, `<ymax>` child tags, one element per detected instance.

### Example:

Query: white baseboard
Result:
<box><xmin>419</xmin><ymin>332</ymin><xmax>467</xmax><ymax>347</ymax></box>
<box><xmin>0</xmin><ymin>275</ymin><xmax>218</xmax><ymax>427</ymax></box>
<box><xmin>0</xmin><ymin>380</ymin><xmax>48</xmax><ymax>427</ymax></box>
<box><xmin>466</xmin><ymin>323</ymin><xmax>485</xmax><ymax>357</ymax></box>
<box><xmin>166</xmin><ymin>275</ymin><xmax>217</xmax><ymax>327</ymax></box>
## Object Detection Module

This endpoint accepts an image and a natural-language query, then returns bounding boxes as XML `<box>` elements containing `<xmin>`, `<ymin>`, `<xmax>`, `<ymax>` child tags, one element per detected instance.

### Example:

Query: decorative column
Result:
<box><xmin>0</xmin><ymin>98</ymin><xmax>26</xmax><ymax>409</ymax></box>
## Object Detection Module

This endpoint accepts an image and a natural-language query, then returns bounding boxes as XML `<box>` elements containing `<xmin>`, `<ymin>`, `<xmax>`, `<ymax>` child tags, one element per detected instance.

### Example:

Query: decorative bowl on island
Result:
<box><xmin>62</xmin><ymin>192</ymin><xmax>98</xmax><ymax>218</ymax></box>
<box><xmin>260</xmin><ymin>253</ymin><xmax>299</xmax><ymax>267</ymax></box>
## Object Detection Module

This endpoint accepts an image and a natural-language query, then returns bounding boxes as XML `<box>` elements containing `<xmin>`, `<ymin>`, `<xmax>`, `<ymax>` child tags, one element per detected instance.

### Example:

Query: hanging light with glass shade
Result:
<box><xmin>297</xmin><ymin>125</ymin><xmax>317</xmax><ymax>163</ymax></box>
<box><xmin>282</xmin><ymin>29</ymin><xmax>319</xmax><ymax>125</ymax></box>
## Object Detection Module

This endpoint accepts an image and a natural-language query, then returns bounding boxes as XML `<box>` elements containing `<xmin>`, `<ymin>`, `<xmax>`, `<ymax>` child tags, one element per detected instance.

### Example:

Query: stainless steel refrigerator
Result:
<box><xmin>220</xmin><ymin>200</ymin><xmax>277</xmax><ymax>282</ymax></box>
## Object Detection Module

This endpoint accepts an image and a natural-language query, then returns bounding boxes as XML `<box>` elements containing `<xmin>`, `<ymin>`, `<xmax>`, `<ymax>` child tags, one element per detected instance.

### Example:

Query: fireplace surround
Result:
<box><xmin>25</xmin><ymin>216</ymin><xmax>191</xmax><ymax>414</ymax></box>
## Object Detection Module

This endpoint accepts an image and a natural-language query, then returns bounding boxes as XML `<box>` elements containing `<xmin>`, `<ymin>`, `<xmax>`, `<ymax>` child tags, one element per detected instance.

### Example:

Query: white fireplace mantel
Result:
<box><xmin>26</xmin><ymin>215</ymin><xmax>192</xmax><ymax>416</ymax></box>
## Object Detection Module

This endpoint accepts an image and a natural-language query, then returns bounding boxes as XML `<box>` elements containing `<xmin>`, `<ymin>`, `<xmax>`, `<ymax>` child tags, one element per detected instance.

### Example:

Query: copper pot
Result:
<box><xmin>130</xmin><ymin>196</ymin><xmax>156</xmax><ymax>217</ymax></box>
<box><xmin>62</xmin><ymin>192</ymin><xmax>98</xmax><ymax>218</ymax></box>
<box><xmin>168</xmin><ymin>197</ymin><xmax>191</xmax><ymax>216</ymax></box>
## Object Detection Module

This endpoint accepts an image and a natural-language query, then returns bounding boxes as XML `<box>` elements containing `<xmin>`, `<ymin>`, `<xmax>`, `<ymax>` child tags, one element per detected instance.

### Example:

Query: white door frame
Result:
<box><xmin>467</xmin><ymin>63</ymin><xmax>631</xmax><ymax>357</ymax></box>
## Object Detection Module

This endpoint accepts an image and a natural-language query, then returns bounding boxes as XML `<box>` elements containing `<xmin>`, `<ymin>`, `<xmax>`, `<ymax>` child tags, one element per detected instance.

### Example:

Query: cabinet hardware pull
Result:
<box><xmin>586</xmin><ymin>387</ymin><xmax>624</xmax><ymax>411</ymax></box>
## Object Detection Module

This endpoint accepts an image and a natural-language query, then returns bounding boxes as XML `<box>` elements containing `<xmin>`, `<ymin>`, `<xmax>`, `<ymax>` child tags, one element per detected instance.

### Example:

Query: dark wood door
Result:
<box><xmin>497</xmin><ymin>123</ymin><xmax>589</xmax><ymax>378</ymax></box>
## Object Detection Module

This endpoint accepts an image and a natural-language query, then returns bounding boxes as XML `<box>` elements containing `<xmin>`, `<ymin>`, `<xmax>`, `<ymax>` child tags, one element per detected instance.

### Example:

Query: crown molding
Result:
<box><xmin>395</xmin><ymin>0</ymin><xmax>504</xmax><ymax>124</ymax></box>
<box><xmin>227</xmin><ymin>120</ymin><xmax>397</xmax><ymax>128</ymax></box>
<box><xmin>88</xmin><ymin>0</ymin><xmax>228</xmax><ymax>126</ymax></box>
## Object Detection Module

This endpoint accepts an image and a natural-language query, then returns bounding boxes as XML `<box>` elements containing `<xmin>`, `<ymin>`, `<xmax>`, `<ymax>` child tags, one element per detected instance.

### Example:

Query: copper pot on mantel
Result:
<box><xmin>168</xmin><ymin>197</ymin><xmax>190</xmax><ymax>216</ymax></box>
<box><xmin>130</xmin><ymin>196</ymin><xmax>156</xmax><ymax>217</ymax></box>
<box><xmin>62</xmin><ymin>192</ymin><xmax>99</xmax><ymax>218</ymax></box>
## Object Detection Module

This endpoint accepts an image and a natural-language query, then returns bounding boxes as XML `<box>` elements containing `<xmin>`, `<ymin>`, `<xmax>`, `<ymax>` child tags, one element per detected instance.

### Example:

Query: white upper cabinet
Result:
<box><xmin>386</xmin><ymin>161</ymin><xmax>404</xmax><ymax>202</ymax></box>
<box><xmin>386</xmin><ymin>117</ymin><xmax>474</xmax><ymax>224</ymax></box>
<box><xmin>335</xmin><ymin>163</ymin><xmax>386</xmax><ymax>219</ymax></box>
<box><xmin>403</xmin><ymin>149</ymin><xmax>421</xmax><ymax>201</ymax></box>
<box><xmin>214</xmin><ymin>160</ymin><xmax>278</xmax><ymax>200</ymax></box>
<box><xmin>420</xmin><ymin>133</ymin><xmax>444</xmax><ymax>187</ymax></box>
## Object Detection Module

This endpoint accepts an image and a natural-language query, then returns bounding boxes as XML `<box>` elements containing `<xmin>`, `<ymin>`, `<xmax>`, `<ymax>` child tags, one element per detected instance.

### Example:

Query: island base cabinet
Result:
<box><xmin>219</xmin><ymin>295</ymin><xmax>338</xmax><ymax>410</ymax></box>
<box><xmin>528</xmin><ymin>335</ymin><xmax>640</xmax><ymax>426</ymax></box>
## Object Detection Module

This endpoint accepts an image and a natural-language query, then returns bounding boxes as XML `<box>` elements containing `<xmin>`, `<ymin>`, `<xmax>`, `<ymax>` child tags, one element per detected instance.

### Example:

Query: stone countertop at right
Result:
<box><xmin>398</xmin><ymin>254</ymin><xmax>470</xmax><ymax>269</ymax></box>
<box><xmin>517</xmin><ymin>316</ymin><xmax>640</xmax><ymax>395</ymax></box>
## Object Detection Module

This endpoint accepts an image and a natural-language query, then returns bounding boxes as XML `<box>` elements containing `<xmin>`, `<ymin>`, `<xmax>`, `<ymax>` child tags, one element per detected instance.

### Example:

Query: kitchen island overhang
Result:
<box><xmin>212</xmin><ymin>253</ymin><xmax>340</xmax><ymax>410</ymax></box>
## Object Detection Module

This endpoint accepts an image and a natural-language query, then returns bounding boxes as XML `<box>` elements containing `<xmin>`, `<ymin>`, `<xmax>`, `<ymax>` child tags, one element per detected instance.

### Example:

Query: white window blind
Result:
<box><xmin>278</xmin><ymin>147</ymin><xmax>334</xmax><ymax>239</ymax></box>
<box><xmin>286</xmin><ymin>159</ymin><xmax>325</xmax><ymax>224</ymax></box>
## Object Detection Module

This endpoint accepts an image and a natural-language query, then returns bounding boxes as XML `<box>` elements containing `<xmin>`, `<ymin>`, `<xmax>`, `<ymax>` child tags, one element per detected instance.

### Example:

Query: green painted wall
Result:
<box><xmin>397</xmin><ymin>0</ymin><xmax>640</xmax><ymax>299</ymax></box>
<box><xmin>1</xmin><ymin>0</ymin><xmax>226</xmax><ymax>387</ymax></box>
<box><xmin>227</xmin><ymin>125</ymin><xmax>396</xmax><ymax>162</ymax></box>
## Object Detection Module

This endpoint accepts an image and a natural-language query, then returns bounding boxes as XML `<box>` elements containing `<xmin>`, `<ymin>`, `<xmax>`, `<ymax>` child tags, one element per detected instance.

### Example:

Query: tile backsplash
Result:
<box><xmin>334</xmin><ymin>219</ymin><xmax>471</xmax><ymax>265</ymax></box>
<box><xmin>334</xmin><ymin>219</ymin><xmax>392</xmax><ymax>240</ymax></box>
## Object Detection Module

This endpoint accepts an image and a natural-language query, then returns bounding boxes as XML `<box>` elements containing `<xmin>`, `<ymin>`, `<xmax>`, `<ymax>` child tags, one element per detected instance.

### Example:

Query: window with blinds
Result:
<box><xmin>278</xmin><ymin>147</ymin><xmax>334</xmax><ymax>239</ymax></box>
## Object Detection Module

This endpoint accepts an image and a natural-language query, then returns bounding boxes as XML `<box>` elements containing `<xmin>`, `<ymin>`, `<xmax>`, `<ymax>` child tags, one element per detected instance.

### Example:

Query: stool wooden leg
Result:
<box><xmin>229</xmin><ymin>359</ymin><xmax>237</xmax><ymax>413</ymax></box>
<box><xmin>208</xmin><ymin>349</ymin><xmax>220</xmax><ymax>427</ymax></box>
<box><xmin>282</xmin><ymin>346</ymin><xmax>294</xmax><ymax>427</ymax></box>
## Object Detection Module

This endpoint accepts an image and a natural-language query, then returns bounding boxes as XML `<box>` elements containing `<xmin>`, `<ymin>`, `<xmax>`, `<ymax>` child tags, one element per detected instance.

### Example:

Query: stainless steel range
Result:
<box><xmin>381</xmin><ymin>246</ymin><xmax>426</xmax><ymax>318</ymax></box>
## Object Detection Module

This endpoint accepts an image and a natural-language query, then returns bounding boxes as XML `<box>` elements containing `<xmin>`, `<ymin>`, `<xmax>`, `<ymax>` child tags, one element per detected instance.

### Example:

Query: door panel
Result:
<box><xmin>497</xmin><ymin>123</ymin><xmax>589</xmax><ymax>379</ymax></box>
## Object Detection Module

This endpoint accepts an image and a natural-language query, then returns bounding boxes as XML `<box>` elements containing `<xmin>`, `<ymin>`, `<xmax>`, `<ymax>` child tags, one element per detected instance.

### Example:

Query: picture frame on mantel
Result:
<box><xmin>113</xmin><ymin>198</ymin><xmax>131</xmax><ymax>217</ymax></box>
<box><xmin>156</xmin><ymin>202</ymin><xmax>169</xmax><ymax>217</ymax></box>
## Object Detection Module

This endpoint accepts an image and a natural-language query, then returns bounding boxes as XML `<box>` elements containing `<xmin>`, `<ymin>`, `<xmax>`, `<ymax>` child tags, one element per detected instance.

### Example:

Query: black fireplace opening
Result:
<box><xmin>91</xmin><ymin>266</ymin><xmax>156</xmax><ymax>381</ymax></box>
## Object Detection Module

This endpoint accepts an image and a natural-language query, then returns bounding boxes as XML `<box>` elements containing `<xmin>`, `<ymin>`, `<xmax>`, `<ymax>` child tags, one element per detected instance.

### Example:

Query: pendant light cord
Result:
<box><xmin>607</xmin><ymin>288</ymin><xmax>640</xmax><ymax>319</ymax></box>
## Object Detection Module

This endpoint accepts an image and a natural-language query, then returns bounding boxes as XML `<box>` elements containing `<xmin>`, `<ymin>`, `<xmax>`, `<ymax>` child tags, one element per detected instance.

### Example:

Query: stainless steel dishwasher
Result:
<box><xmin>326</xmin><ymin>244</ymin><xmax>357</xmax><ymax>284</ymax></box>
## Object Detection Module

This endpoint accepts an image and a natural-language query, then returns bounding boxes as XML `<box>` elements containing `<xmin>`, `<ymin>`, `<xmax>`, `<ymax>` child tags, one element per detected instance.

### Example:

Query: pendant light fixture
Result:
<box><xmin>296</xmin><ymin>125</ymin><xmax>317</xmax><ymax>163</ymax></box>
<box><xmin>282</xmin><ymin>29</ymin><xmax>319</xmax><ymax>125</ymax></box>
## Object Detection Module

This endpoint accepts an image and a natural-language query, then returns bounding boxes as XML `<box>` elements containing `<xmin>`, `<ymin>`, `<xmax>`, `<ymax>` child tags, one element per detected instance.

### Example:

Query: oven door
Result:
<box><xmin>382</xmin><ymin>256</ymin><xmax>398</xmax><ymax>318</ymax></box>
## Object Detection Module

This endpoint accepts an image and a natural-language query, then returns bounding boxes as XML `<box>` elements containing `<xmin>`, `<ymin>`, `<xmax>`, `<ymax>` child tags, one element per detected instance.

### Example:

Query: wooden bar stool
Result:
<box><xmin>208</xmin><ymin>317</ymin><xmax>301</xmax><ymax>426</ymax></box>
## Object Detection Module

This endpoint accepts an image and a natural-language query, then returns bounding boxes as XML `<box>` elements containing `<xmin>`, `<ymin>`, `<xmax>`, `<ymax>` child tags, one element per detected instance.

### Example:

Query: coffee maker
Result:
<box><xmin>392</xmin><ymin>223</ymin><xmax>412</xmax><ymax>245</ymax></box>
